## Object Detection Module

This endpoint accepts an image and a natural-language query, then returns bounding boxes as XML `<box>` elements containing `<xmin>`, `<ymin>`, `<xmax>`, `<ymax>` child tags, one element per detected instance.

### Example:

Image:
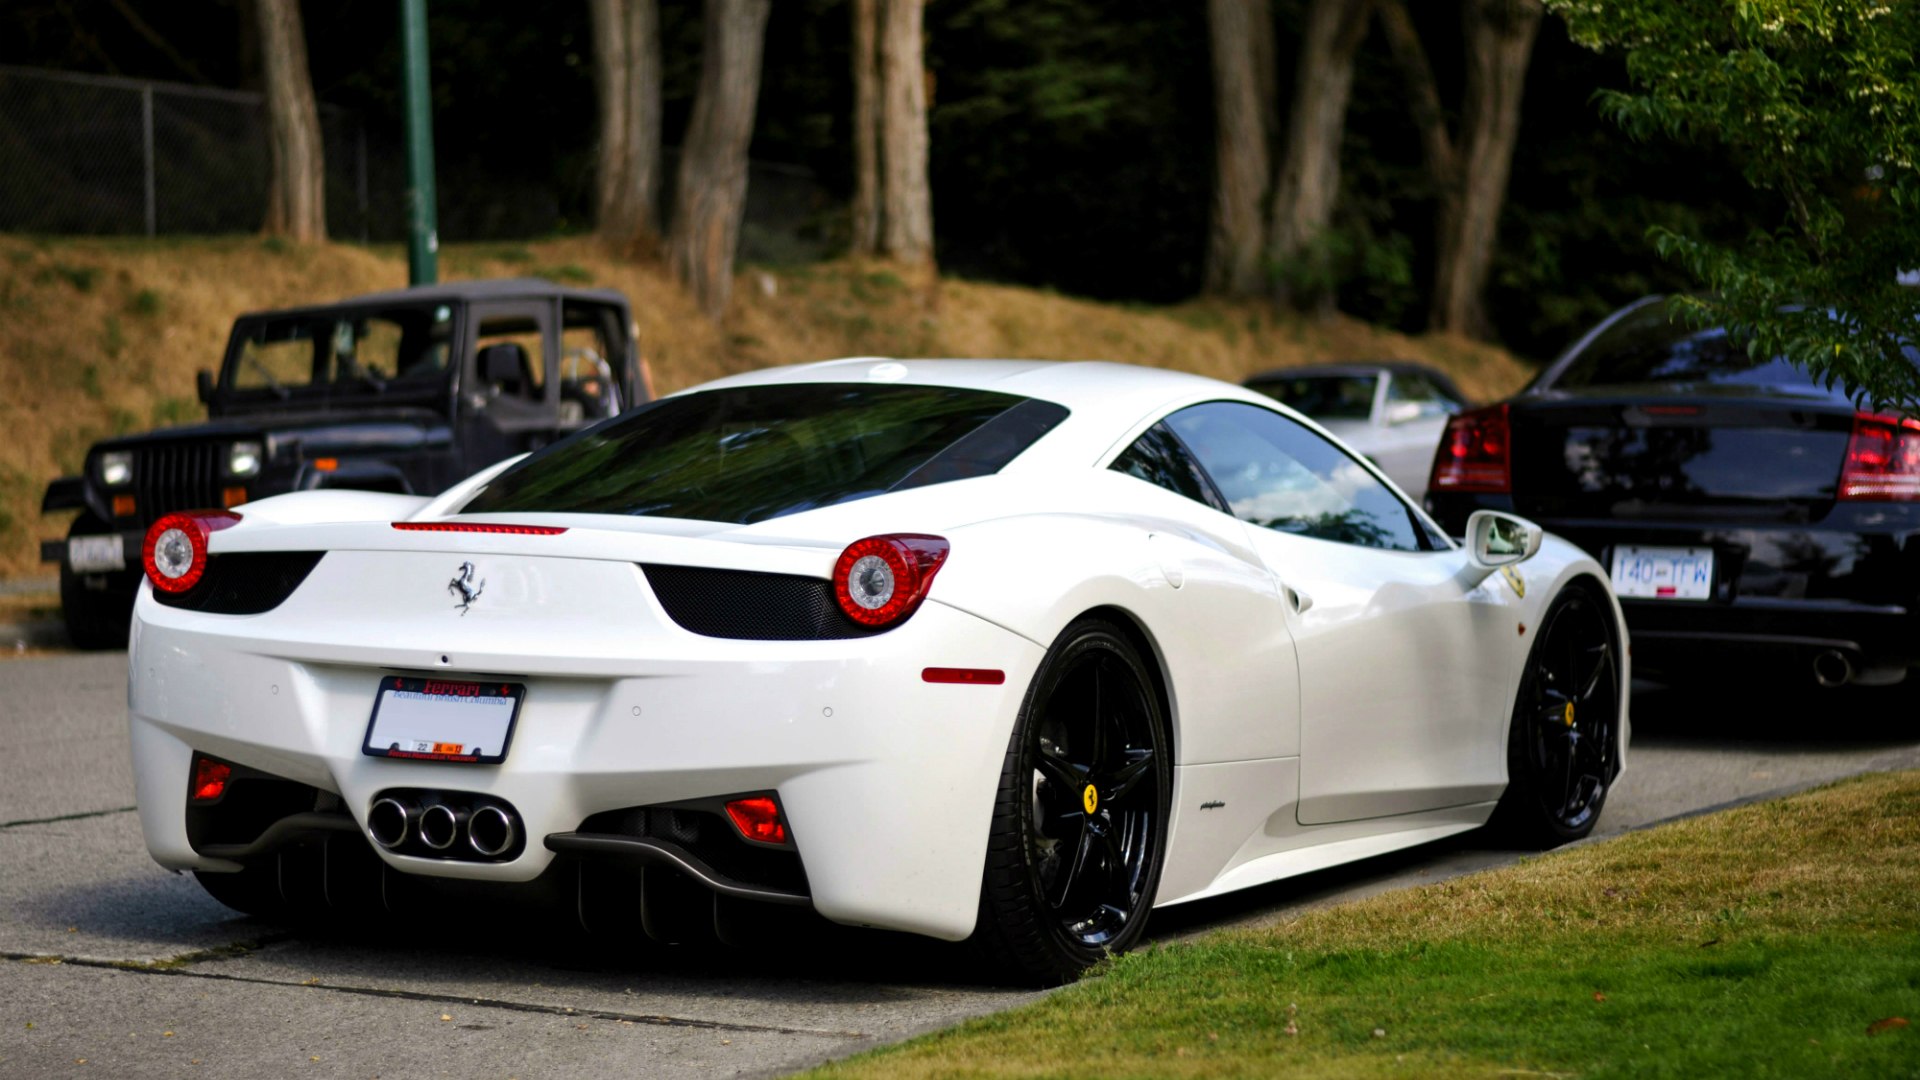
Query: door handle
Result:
<box><xmin>1285</xmin><ymin>585</ymin><xmax>1313</xmax><ymax>613</ymax></box>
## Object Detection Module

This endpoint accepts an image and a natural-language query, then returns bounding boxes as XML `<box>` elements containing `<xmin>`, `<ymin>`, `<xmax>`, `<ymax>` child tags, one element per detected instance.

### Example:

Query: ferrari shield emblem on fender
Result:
<box><xmin>1499</xmin><ymin>565</ymin><xmax>1527</xmax><ymax>598</ymax></box>
<box><xmin>449</xmin><ymin>562</ymin><xmax>485</xmax><ymax>615</ymax></box>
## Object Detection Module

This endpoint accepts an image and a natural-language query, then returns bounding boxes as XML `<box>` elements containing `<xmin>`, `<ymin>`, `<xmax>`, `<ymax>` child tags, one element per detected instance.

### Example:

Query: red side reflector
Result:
<box><xmin>922</xmin><ymin>667</ymin><xmax>1006</xmax><ymax>685</ymax></box>
<box><xmin>190</xmin><ymin>757</ymin><xmax>231</xmax><ymax>803</ymax></box>
<box><xmin>391</xmin><ymin>522</ymin><xmax>569</xmax><ymax>535</ymax></box>
<box><xmin>723</xmin><ymin>796</ymin><xmax>790</xmax><ymax>846</ymax></box>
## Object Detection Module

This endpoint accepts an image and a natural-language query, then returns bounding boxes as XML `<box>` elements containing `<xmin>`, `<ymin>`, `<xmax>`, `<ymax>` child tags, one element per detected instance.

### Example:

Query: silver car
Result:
<box><xmin>1244</xmin><ymin>362</ymin><xmax>1468</xmax><ymax>502</ymax></box>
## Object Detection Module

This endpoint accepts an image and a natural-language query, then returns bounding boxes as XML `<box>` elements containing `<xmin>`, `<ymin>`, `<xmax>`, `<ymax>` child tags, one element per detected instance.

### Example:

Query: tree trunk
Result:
<box><xmin>850</xmin><ymin>0</ymin><xmax>882</xmax><ymax>256</ymax></box>
<box><xmin>1432</xmin><ymin>0</ymin><xmax>1543</xmax><ymax>335</ymax></box>
<box><xmin>257</xmin><ymin>0</ymin><xmax>324</xmax><ymax>241</ymax></box>
<box><xmin>1266</xmin><ymin>0</ymin><xmax>1372</xmax><ymax>312</ymax></box>
<box><xmin>590</xmin><ymin>0</ymin><xmax>663</xmax><ymax>252</ymax></box>
<box><xmin>1204</xmin><ymin>0</ymin><xmax>1272</xmax><ymax>296</ymax></box>
<box><xmin>667</xmin><ymin>0</ymin><xmax>772</xmax><ymax>319</ymax></box>
<box><xmin>878</xmin><ymin>0</ymin><xmax>933</xmax><ymax>264</ymax></box>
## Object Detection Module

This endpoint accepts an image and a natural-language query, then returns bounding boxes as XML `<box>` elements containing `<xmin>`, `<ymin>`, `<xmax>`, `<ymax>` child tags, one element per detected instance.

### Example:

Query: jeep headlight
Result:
<box><xmin>98</xmin><ymin>451</ymin><xmax>133</xmax><ymax>487</ymax></box>
<box><xmin>227</xmin><ymin>441</ymin><xmax>263</xmax><ymax>478</ymax></box>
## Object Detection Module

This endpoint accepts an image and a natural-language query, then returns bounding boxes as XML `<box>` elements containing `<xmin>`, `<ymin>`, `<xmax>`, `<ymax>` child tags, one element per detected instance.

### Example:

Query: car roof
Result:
<box><xmin>233</xmin><ymin>277</ymin><xmax>630</xmax><ymax>321</ymax></box>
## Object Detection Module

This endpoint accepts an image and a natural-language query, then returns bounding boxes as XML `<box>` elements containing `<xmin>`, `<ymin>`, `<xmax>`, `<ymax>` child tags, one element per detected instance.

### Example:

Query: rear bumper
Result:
<box><xmin>128</xmin><ymin>584</ymin><xmax>1046</xmax><ymax>941</ymax></box>
<box><xmin>1428</xmin><ymin>495</ymin><xmax>1920</xmax><ymax>679</ymax></box>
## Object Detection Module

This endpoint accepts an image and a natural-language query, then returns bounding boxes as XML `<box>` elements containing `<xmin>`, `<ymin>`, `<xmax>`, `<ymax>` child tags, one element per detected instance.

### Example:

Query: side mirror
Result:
<box><xmin>1466</xmin><ymin>509</ymin><xmax>1543</xmax><ymax>569</ymax></box>
<box><xmin>196</xmin><ymin>369</ymin><xmax>215</xmax><ymax>403</ymax></box>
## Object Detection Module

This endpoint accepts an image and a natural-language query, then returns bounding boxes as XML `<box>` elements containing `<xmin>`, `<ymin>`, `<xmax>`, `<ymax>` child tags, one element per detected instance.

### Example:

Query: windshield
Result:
<box><xmin>224</xmin><ymin>304</ymin><xmax>456</xmax><ymax>395</ymax></box>
<box><xmin>1245</xmin><ymin>375</ymin><xmax>1376</xmax><ymax>421</ymax></box>
<box><xmin>460</xmin><ymin>382</ymin><xmax>1069</xmax><ymax>525</ymax></box>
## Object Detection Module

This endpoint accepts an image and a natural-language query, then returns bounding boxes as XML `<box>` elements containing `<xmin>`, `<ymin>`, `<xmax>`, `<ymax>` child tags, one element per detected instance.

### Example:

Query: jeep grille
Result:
<box><xmin>134</xmin><ymin>444</ymin><xmax>225</xmax><ymax>525</ymax></box>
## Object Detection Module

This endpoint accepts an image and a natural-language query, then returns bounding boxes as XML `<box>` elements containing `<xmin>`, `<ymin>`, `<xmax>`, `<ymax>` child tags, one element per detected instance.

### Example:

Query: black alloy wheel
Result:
<box><xmin>974</xmin><ymin>618</ymin><xmax>1171</xmax><ymax>984</ymax></box>
<box><xmin>1492</xmin><ymin>583</ymin><xmax>1621</xmax><ymax>847</ymax></box>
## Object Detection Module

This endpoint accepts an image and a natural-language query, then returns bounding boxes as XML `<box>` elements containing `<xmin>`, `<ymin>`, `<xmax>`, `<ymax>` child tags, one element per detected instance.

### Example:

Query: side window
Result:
<box><xmin>558</xmin><ymin>302</ymin><xmax>623</xmax><ymax>424</ymax></box>
<box><xmin>473</xmin><ymin>316</ymin><xmax>546</xmax><ymax>403</ymax></box>
<box><xmin>1165</xmin><ymin>401</ymin><xmax>1425</xmax><ymax>551</ymax></box>
<box><xmin>1384</xmin><ymin>370</ymin><xmax>1461</xmax><ymax>420</ymax></box>
<box><xmin>1110</xmin><ymin>423</ymin><xmax>1226</xmax><ymax>512</ymax></box>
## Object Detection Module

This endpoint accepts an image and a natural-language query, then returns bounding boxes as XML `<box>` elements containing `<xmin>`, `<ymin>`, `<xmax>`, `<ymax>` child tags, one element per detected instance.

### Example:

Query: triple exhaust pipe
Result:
<box><xmin>368</xmin><ymin>794</ymin><xmax>521</xmax><ymax>860</ymax></box>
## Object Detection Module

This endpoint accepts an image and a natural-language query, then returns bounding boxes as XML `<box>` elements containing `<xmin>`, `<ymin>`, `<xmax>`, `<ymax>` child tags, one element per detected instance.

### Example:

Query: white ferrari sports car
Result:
<box><xmin>128</xmin><ymin>357</ymin><xmax>1628</xmax><ymax>982</ymax></box>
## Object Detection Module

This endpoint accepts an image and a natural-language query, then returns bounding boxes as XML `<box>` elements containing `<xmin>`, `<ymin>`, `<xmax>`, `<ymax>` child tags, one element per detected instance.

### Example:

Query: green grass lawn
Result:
<box><xmin>812</xmin><ymin>771</ymin><xmax>1920</xmax><ymax>1079</ymax></box>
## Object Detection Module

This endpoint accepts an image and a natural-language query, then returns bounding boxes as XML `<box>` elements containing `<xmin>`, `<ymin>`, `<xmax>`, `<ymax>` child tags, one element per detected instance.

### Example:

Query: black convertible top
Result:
<box><xmin>1243</xmin><ymin>361</ymin><xmax>1466</xmax><ymax>404</ymax></box>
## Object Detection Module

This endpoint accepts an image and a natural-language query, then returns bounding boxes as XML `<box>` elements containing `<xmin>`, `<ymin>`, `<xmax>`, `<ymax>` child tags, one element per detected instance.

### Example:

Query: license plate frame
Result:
<box><xmin>1610</xmin><ymin>544</ymin><xmax>1715</xmax><ymax>601</ymax></box>
<box><xmin>68</xmin><ymin>534</ymin><xmax>125</xmax><ymax>573</ymax></box>
<box><xmin>361</xmin><ymin>675</ymin><xmax>523</xmax><ymax>764</ymax></box>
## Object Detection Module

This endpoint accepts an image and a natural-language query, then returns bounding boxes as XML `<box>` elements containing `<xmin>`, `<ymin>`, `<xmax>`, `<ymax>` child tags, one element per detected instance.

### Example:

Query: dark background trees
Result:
<box><xmin>0</xmin><ymin>0</ymin><xmax>1768</xmax><ymax>361</ymax></box>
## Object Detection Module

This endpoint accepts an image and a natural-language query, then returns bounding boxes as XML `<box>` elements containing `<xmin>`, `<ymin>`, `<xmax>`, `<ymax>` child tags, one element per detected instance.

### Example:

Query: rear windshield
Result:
<box><xmin>1550</xmin><ymin>303</ymin><xmax>1820</xmax><ymax>391</ymax></box>
<box><xmin>1246</xmin><ymin>375</ymin><xmax>1375</xmax><ymax>421</ymax></box>
<box><xmin>460</xmin><ymin>383</ymin><xmax>1068</xmax><ymax>525</ymax></box>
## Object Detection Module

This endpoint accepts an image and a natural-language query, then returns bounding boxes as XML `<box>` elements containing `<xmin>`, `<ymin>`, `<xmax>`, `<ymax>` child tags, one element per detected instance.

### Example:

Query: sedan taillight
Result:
<box><xmin>1430</xmin><ymin>403</ymin><xmax>1512</xmax><ymax>494</ymax></box>
<box><xmin>142</xmin><ymin>510</ymin><xmax>241</xmax><ymax>594</ymax></box>
<box><xmin>1838</xmin><ymin>412</ymin><xmax>1920</xmax><ymax>501</ymax></box>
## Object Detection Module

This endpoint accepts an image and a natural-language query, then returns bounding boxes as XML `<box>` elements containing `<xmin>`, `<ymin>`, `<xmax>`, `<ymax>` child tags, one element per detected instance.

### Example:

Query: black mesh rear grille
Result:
<box><xmin>154</xmin><ymin>551</ymin><xmax>325</xmax><ymax>615</ymax></box>
<box><xmin>134</xmin><ymin>443</ymin><xmax>226</xmax><ymax>526</ymax></box>
<box><xmin>641</xmin><ymin>564</ymin><xmax>883</xmax><ymax>641</ymax></box>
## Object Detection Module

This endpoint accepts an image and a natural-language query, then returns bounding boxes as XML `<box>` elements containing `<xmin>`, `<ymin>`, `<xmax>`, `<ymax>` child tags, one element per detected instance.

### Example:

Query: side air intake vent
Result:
<box><xmin>642</xmin><ymin>564</ymin><xmax>885</xmax><ymax>641</ymax></box>
<box><xmin>153</xmin><ymin>552</ymin><xmax>326</xmax><ymax>615</ymax></box>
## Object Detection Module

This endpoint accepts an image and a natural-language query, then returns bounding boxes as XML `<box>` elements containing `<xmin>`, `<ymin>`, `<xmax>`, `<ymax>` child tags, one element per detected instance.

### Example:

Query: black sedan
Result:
<box><xmin>1426</xmin><ymin>296</ymin><xmax>1920</xmax><ymax>689</ymax></box>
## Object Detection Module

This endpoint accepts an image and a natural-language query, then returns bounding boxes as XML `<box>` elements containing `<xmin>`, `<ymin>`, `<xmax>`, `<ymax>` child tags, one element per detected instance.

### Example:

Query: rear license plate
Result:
<box><xmin>69</xmin><ymin>534</ymin><xmax>125</xmax><ymax>572</ymax></box>
<box><xmin>362</xmin><ymin>676</ymin><xmax>523</xmax><ymax>764</ymax></box>
<box><xmin>1611</xmin><ymin>545</ymin><xmax>1714</xmax><ymax>601</ymax></box>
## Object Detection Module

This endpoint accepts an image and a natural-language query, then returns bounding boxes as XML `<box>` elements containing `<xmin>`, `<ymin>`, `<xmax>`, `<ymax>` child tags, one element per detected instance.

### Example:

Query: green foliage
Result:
<box><xmin>1550</xmin><ymin>0</ymin><xmax>1920</xmax><ymax>410</ymax></box>
<box><xmin>149</xmin><ymin>397</ymin><xmax>199</xmax><ymax>428</ymax></box>
<box><xmin>531</xmin><ymin>263</ymin><xmax>593</xmax><ymax>285</ymax></box>
<box><xmin>36</xmin><ymin>262</ymin><xmax>98</xmax><ymax>292</ymax></box>
<box><xmin>101</xmin><ymin>314</ymin><xmax>124</xmax><ymax>360</ymax></box>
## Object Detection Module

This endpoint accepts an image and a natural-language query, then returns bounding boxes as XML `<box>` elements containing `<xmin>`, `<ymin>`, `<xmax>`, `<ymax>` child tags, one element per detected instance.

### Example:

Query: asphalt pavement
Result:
<box><xmin>3</xmin><ymin>652</ymin><xmax>1918</xmax><ymax>1078</ymax></box>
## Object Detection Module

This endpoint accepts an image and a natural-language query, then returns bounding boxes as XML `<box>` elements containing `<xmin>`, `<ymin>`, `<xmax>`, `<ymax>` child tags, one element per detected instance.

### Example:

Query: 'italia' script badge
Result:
<box><xmin>449</xmin><ymin>561</ymin><xmax>485</xmax><ymax>615</ymax></box>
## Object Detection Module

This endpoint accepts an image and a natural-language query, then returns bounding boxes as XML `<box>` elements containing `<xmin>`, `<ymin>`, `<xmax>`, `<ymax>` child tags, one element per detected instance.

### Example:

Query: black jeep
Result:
<box><xmin>41</xmin><ymin>278</ymin><xmax>646</xmax><ymax>648</ymax></box>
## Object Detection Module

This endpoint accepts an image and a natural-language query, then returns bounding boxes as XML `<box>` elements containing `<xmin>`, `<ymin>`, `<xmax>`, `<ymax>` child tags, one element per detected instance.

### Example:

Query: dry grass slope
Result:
<box><xmin>0</xmin><ymin>235</ymin><xmax>1535</xmax><ymax>580</ymax></box>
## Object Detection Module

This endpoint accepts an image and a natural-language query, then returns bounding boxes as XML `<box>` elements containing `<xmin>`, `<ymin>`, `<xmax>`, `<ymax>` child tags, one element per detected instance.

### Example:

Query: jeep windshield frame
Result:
<box><xmin>214</xmin><ymin>300</ymin><xmax>462</xmax><ymax>413</ymax></box>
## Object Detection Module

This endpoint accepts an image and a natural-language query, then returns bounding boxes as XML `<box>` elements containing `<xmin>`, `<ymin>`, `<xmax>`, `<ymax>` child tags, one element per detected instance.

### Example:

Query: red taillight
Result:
<box><xmin>1838</xmin><ymin>412</ymin><xmax>1920</xmax><ymax>500</ymax></box>
<box><xmin>391</xmin><ymin>522</ymin><xmax>569</xmax><ymax>535</ymax></box>
<box><xmin>190</xmin><ymin>756</ymin><xmax>231</xmax><ymax>803</ymax></box>
<box><xmin>724</xmin><ymin>796</ymin><xmax>790</xmax><ymax>846</ymax></box>
<box><xmin>142</xmin><ymin>510</ymin><xmax>241</xmax><ymax>594</ymax></box>
<box><xmin>1430</xmin><ymin>403</ymin><xmax>1512</xmax><ymax>494</ymax></box>
<box><xmin>831</xmin><ymin>534</ymin><xmax>950</xmax><ymax>628</ymax></box>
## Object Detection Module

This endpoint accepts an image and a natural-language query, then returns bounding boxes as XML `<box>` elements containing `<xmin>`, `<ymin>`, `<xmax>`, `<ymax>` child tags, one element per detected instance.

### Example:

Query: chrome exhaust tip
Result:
<box><xmin>418</xmin><ymin>803</ymin><xmax>467</xmax><ymax>851</ymax></box>
<box><xmin>468</xmin><ymin>805</ymin><xmax>519</xmax><ymax>858</ymax></box>
<box><xmin>1813</xmin><ymin>649</ymin><xmax>1854</xmax><ymax>688</ymax></box>
<box><xmin>367</xmin><ymin>797</ymin><xmax>414</xmax><ymax>850</ymax></box>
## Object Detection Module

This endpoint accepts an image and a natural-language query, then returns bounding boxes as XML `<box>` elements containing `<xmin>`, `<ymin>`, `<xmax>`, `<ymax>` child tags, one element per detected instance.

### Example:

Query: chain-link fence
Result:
<box><xmin>0</xmin><ymin>65</ymin><xmax>377</xmax><ymax>239</ymax></box>
<box><xmin>0</xmin><ymin>63</ymin><xmax>835</xmax><ymax>258</ymax></box>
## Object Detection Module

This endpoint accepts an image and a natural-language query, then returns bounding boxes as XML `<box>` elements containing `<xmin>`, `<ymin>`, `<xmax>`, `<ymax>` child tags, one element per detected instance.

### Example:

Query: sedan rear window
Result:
<box><xmin>460</xmin><ymin>383</ymin><xmax>1067</xmax><ymax>525</ymax></box>
<box><xmin>1550</xmin><ymin>302</ymin><xmax>1857</xmax><ymax>392</ymax></box>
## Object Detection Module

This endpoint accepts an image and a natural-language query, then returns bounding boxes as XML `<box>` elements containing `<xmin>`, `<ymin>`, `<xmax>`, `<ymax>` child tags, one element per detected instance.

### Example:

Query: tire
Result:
<box><xmin>58</xmin><ymin>517</ymin><xmax>133</xmax><ymax>650</ymax></box>
<box><xmin>193</xmin><ymin>864</ymin><xmax>287</xmax><ymax>919</ymax></box>
<box><xmin>1489</xmin><ymin>582</ymin><xmax>1623</xmax><ymax>848</ymax></box>
<box><xmin>972</xmin><ymin>617</ymin><xmax>1172</xmax><ymax>985</ymax></box>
